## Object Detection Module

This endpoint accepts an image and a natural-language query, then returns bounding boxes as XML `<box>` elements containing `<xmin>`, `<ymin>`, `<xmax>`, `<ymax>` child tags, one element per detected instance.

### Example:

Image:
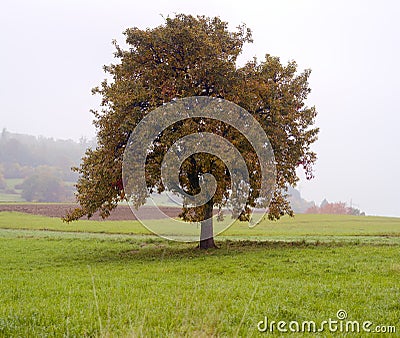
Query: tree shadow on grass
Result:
<box><xmin>47</xmin><ymin>237</ymin><xmax>331</xmax><ymax>265</ymax></box>
<box><xmin>109</xmin><ymin>238</ymin><xmax>356</xmax><ymax>263</ymax></box>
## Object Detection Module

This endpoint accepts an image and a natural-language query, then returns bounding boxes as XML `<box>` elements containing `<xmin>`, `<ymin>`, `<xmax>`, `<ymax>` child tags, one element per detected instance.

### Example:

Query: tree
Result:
<box><xmin>64</xmin><ymin>14</ymin><xmax>319</xmax><ymax>249</ymax></box>
<box><xmin>20</xmin><ymin>166</ymin><xmax>72</xmax><ymax>202</ymax></box>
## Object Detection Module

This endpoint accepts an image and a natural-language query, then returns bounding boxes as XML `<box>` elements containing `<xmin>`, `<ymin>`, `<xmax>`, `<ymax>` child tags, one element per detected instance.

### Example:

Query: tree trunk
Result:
<box><xmin>199</xmin><ymin>200</ymin><xmax>216</xmax><ymax>249</ymax></box>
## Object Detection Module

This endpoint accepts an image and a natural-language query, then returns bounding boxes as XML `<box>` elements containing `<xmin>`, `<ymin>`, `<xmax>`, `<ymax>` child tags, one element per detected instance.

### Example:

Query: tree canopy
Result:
<box><xmin>64</xmin><ymin>14</ymin><xmax>319</xmax><ymax>248</ymax></box>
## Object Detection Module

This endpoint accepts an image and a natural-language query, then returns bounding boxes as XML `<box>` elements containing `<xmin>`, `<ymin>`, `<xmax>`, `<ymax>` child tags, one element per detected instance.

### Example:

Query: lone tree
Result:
<box><xmin>64</xmin><ymin>14</ymin><xmax>318</xmax><ymax>249</ymax></box>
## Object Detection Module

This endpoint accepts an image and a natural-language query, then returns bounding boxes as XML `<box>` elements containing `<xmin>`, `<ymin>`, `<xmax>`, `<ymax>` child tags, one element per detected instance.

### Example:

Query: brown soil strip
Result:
<box><xmin>0</xmin><ymin>204</ymin><xmax>181</xmax><ymax>220</ymax></box>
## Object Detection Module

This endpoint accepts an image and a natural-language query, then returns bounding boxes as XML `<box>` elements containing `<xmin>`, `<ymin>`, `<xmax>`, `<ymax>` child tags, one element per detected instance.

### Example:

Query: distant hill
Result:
<box><xmin>0</xmin><ymin>129</ymin><xmax>96</xmax><ymax>202</ymax></box>
<box><xmin>287</xmin><ymin>186</ymin><xmax>315</xmax><ymax>214</ymax></box>
<box><xmin>0</xmin><ymin>129</ymin><xmax>96</xmax><ymax>179</ymax></box>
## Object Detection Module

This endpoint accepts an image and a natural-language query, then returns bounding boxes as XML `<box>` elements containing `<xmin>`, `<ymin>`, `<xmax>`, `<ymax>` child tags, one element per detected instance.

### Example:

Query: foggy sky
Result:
<box><xmin>1</xmin><ymin>0</ymin><xmax>399</xmax><ymax>217</ymax></box>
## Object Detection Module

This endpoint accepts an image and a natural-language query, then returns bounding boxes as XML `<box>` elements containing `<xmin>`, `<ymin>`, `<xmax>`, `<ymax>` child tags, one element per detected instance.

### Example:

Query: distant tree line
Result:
<box><xmin>0</xmin><ymin>128</ymin><xmax>95</xmax><ymax>180</ymax></box>
<box><xmin>305</xmin><ymin>199</ymin><xmax>365</xmax><ymax>216</ymax></box>
<box><xmin>0</xmin><ymin>128</ymin><xmax>95</xmax><ymax>202</ymax></box>
<box><xmin>14</xmin><ymin>166</ymin><xmax>75</xmax><ymax>202</ymax></box>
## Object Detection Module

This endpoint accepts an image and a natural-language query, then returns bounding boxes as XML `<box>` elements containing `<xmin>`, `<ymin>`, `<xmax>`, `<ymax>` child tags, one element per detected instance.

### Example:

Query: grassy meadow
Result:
<box><xmin>0</xmin><ymin>211</ymin><xmax>399</xmax><ymax>336</ymax></box>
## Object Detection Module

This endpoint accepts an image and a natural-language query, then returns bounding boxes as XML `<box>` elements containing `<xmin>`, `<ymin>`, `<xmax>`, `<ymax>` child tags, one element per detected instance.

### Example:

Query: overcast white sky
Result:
<box><xmin>1</xmin><ymin>0</ymin><xmax>399</xmax><ymax>216</ymax></box>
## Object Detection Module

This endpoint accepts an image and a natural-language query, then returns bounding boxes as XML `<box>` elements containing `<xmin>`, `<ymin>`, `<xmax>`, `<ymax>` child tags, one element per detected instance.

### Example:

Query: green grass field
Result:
<box><xmin>0</xmin><ymin>212</ymin><xmax>399</xmax><ymax>336</ymax></box>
